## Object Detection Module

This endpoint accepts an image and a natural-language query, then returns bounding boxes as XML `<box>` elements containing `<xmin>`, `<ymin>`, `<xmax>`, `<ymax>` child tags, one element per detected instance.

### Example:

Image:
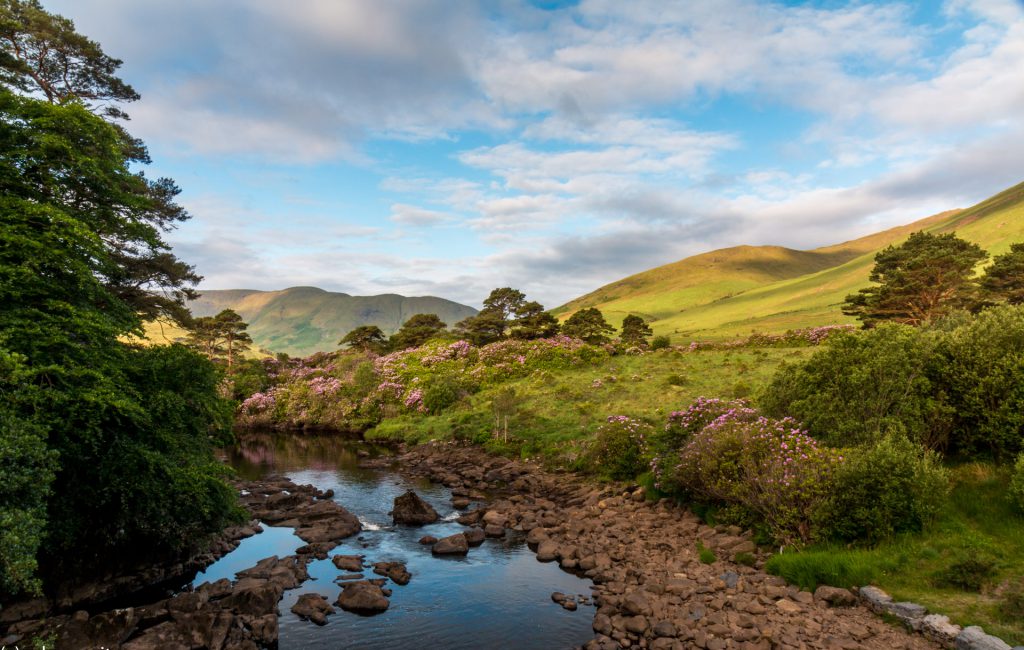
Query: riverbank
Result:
<box><xmin>2</xmin><ymin>437</ymin><xmax>1009</xmax><ymax>649</ymax></box>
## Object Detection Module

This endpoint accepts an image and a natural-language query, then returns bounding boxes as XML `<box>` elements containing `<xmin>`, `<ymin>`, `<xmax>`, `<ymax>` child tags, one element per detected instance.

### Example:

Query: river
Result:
<box><xmin>192</xmin><ymin>432</ymin><xmax>594</xmax><ymax>649</ymax></box>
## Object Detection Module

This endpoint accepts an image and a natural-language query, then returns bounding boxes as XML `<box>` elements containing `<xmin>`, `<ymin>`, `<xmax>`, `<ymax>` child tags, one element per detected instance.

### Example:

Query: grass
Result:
<box><xmin>364</xmin><ymin>345</ymin><xmax>814</xmax><ymax>463</ymax></box>
<box><xmin>766</xmin><ymin>463</ymin><xmax>1024</xmax><ymax>644</ymax></box>
<box><xmin>554</xmin><ymin>180</ymin><xmax>1024</xmax><ymax>342</ymax></box>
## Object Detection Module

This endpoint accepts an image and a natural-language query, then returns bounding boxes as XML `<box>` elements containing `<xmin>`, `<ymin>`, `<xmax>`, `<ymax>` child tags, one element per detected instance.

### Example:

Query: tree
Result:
<box><xmin>842</xmin><ymin>231</ymin><xmax>986</xmax><ymax>327</ymax></box>
<box><xmin>482</xmin><ymin>287</ymin><xmax>526</xmax><ymax>322</ymax></box>
<box><xmin>510</xmin><ymin>301</ymin><xmax>559</xmax><ymax>340</ymax></box>
<box><xmin>562</xmin><ymin>307</ymin><xmax>615</xmax><ymax>344</ymax></box>
<box><xmin>620</xmin><ymin>314</ymin><xmax>653</xmax><ymax>348</ymax></box>
<box><xmin>981</xmin><ymin>243</ymin><xmax>1024</xmax><ymax>305</ymax></box>
<box><xmin>0</xmin><ymin>0</ymin><xmax>140</xmax><ymax>117</ymax></box>
<box><xmin>0</xmin><ymin>6</ymin><xmax>239</xmax><ymax>595</ymax></box>
<box><xmin>215</xmin><ymin>309</ymin><xmax>252</xmax><ymax>369</ymax></box>
<box><xmin>389</xmin><ymin>313</ymin><xmax>447</xmax><ymax>350</ymax></box>
<box><xmin>340</xmin><ymin>325</ymin><xmax>387</xmax><ymax>353</ymax></box>
<box><xmin>187</xmin><ymin>309</ymin><xmax>252</xmax><ymax>370</ymax></box>
<box><xmin>454</xmin><ymin>310</ymin><xmax>506</xmax><ymax>346</ymax></box>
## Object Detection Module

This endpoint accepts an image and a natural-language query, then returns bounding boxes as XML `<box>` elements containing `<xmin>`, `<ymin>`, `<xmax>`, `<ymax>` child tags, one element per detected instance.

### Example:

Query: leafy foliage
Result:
<box><xmin>815</xmin><ymin>434</ymin><xmax>948</xmax><ymax>544</ymax></box>
<box><xmin>842</xmin><ymin>231</ymin><xmax>986</xmax><ymax>327</ymax></box>
<box><xmin>339</xmin><ymin>325</ymin><xmax>387</xmax><ymax>353</ymax></box>
<box><xmin>1011</xmin><ymin>453</ymin><xmax>1024</xmax><ymax>515</ymax></box>
<box><xmin>186</xmin><ymin>308</ymin><xmax>253</xmax><ymax>369</ymax></box>
<box><xmin>620</xmin><ymin>314</ymin><xmax>653</xmax><ymax>348</ymax></box>
<box><xmin>561</xmin><ymin>307</ymin><xmax>614</xmax><ymax>344</ymax></box>
<box><xmin>510</xmin><ymin>301</ymin><xmax>560</xmax><ymax>340</ymax></box>
<box><xmin>582</xmin><ymin>416</ymin><xmax>650</xmax><ymax>480</ymax></box>
<box><xmin>760</xmin><ymin>325</ymin><xmax>951</xmax><ymax>449</ymax></box>
<box><xmin>981</xmin><ymin>243</ymin><xmax>1024</xmax><ymax>305</ymax></box>
<box><xmin>388</xmin><ymin>313</ymin><xmax>447</xmax><ymax>350</ymax></box>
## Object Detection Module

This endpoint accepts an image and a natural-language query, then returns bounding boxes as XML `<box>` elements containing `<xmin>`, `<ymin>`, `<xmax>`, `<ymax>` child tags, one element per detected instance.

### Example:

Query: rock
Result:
<box><xmin>624</xmin><ymin>615</ymin><xmax>649</xmax><ymax>635</ymax></box>
<box><xmin>536</xmin><ymin>540</ymin><xmax>559</xmax><ymax>562</ymax></box>
<box><xmin>482</xmin><ymin>510</ymin><xmax>507</xmax><ymax>527</ymax></box>
<box><xmin>652</xmin><ymin>620</ymin><xmax>677</xmax><ymax>638</ymax></box>
<box><xmin>220</xmin><ymin>582</ymin><xmax>283</xmax><ymax>617</ymax></box>
<box><xmin>484</xmin><ymin>523</ymin><xmax>505</xmax><ymax>538</ymax></box>
<box><xmin>451</xmin><ymin>497</ymin><xmax>471</xmax><ymax>509</ymax></box>
<box><xmin>463</xmin><ymin>528</ymin><xmax>486</xmax><ymax>546</ymax></box>
<box><xmin>561</xmin><ymin>599</ymin><xmax>577</xmax><ymax>611</ymax></box>
<box><xmin>391</xmin><ymin>490</ymin><xmax>439</xmax><ymax>525</ymax></box>
<box><xmin>332</xmin><ymin>555</ymin><xmax>364</xmax><ymax>572</ymax></box>
<box><xmin>0</xmin><ymin>598</ymin><xmax>49</xmax><ymax>624</ymax></box>
<box><xmin>775</xmin><ymin>599</ymin><xmax>802</xmax><ymax>614</ymax></box>
<box><xmin>621</xmin><ymin>591</ymin><xmax>652</xmax><ymax>616</ymax></box>
<box><xmin>859</xmin><ymin>585</ymin><xmax>893</xmax><ymax>612</ymax></box>
<box><xmin>419</xmin><ymin>535</ymin><xmax>438</xmax><ymax>545</ymax></box>
<box><xmin>888</xmin><ymin>601</ymin><xmax>928</xmax><ymax>625</ymax></box>
<box><xmin>432</xmin><ymin>533</ymin><xmax>469</xmax><ymax>555</ymax></box>
<box><xmin>814</xmin><ymin>585</ymin><xmax>858</xmax><ymax>607</ymax></box>
<box><xmin>956</xmin><ymin>626</ymin><xmax>1012</xmax><ymax>650</ymax></box>
<box><xmin>593</xmin><ymin>613</ymin><xmax>613</xmax><ymax>636</ymax></box>
<box><xmin>922</xmin><ymin>614</ymin><xmax>962</xmax><ymax>646</ymax></box>
<box><xmin>336</xmin><ymin>573</ymin><xmax>364</xmax><ymax>581</ymax></box>
<box><xmin>291</xmin><ymin>594</ymin><xmax>334</xmax><ymax>625</ymax></box>
<box><xmin>373</xmin><ymin>561</ymin><xmax>412</xmax><ymax>586</ymax></box>
<box><xmin>336</xmin><ymin>582</ymin><xmax>390</xmax><ymax>615</ymax></box>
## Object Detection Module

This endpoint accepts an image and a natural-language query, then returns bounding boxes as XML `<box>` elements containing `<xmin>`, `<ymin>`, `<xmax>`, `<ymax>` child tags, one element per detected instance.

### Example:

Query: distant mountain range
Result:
<box><xmin>186</xmin><ymin>287</ymin><xmax>477</xmax><ymax>357</ymax></box>
<box><xmin>553</xmin><ymin>180</ymin><xmax>1024</xmax><ymax>340</ymax></box>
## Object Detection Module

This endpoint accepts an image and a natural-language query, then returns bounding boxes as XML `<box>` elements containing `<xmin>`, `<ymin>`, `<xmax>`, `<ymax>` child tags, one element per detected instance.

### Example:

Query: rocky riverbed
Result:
<box><xmin>0</xmin><ymin>437</ymin><xmax>964</xmax><ymax>649</ymax></box>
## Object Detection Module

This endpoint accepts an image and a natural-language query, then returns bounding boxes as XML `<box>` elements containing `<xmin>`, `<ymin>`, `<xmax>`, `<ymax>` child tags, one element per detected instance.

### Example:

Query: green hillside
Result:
<box><xmin>556</xmin><ymin>180</ymin><xmax>1024</xmax><ymax>340</ymax></box>
<box><xmin>189</xmin><ymin>287</ymin><xmax>477</xmax><ymax>356</ymax></box>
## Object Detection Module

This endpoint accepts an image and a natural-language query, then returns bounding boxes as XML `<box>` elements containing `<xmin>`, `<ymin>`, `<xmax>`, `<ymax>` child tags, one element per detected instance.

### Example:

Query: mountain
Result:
<box><xmin>186</xmin><ymin>287</ymin><xmax>478</xmax><ymax>357</ymax></box>
<box><xmin>554</xmin><ymin>180</ymin><xmax>1024</xmax><ymax>340</ymax></box>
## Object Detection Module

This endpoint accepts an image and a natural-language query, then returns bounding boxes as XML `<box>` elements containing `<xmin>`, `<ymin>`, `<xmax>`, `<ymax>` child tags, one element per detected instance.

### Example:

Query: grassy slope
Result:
<box><xmin>189</xmin><ymin>287</ymin><xmax>478</xmax><ymax>357</ymax></box>
<box><xmin>556</xmin><ymin>180</ymin><xmax>1024</xmax><ymax>340</ymax></box>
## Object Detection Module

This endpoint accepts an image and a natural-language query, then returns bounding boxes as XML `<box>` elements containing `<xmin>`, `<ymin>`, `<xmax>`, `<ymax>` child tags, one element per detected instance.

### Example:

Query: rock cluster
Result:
<box><xmin>390</xmin><ymin>489</ymin><xmax>440</xmax><ymax>525</ymax></box>
<box><xmin>239</xmin><ymin>475</ymin><xmax>361</xmax><ymax>554</ymax></box>
<box><xmin>397</xmin><ymin>442</ymin><xmax>945</xmax><ymax>650</ymax></box>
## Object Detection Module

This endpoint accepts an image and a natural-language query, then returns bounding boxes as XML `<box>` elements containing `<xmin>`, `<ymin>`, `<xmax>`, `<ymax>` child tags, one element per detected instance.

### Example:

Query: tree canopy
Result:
<box><xmin>842</xmin><ymin>231</ymin><xmax>986</xmax><ymax>327</ymax></box>
<box><xmin>186</xmin><ymin>309</ymin><xmax>253</xmax><ymax>369</ymax></box>
<box><xmin>620</xmin><ymin>314</ymin><xmax>653</xmax><ymax>348</ymax></box>
<box><xmin>981</xmin><ymin>243</ymin><xmax>1024</xmax><ymax>305</ymax></box>
<box><xmin>340</xmin><ymin>325</ymin><xmax>387</xmax><ymax>352</ymax></box>
<box><xmin>509</xmin><ymin>301</ymin><xmax>560</xmax><ymax>340</ymax></box>
<box><xmin>389</xmin><ymin>313</ymin><xmax>447</xmax><ymax>350</ymax></box>
<box><xmin>562</xmin><ymin>307</ymin><xmax>614</xmax><ymax>344</ymax></box>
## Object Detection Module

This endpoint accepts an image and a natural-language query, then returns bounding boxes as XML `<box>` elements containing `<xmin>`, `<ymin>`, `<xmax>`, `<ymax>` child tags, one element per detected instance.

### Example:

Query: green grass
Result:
<box><xmin>766</xmin><ymin>463</ymin><xmax>1024</xmax><ymax>644</ymax></box>
<box><xmin>365</xmin><ymin>345</ymin><xmax>814</xmax><ymax>462</ymax></box>
<box><xmin>555</xmin><ymin>180</ymin><xmax>1024</xmax><ymax>342</ymax></box>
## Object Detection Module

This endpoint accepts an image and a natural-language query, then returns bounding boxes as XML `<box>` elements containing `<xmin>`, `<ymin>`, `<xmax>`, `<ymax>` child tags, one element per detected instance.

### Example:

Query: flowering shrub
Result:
<box><xmin>583</xmin><ymin>416</ymin><xmax>653</xmax><ymax>480</ymax></box>
<box><xmin>684</xmin><ymin>325</ymin><xmax>855</xmax><ymax>351</ymax></box>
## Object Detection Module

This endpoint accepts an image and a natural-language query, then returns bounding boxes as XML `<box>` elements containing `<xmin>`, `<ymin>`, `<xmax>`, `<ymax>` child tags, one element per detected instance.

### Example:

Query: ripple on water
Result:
<box><xmin>198</xmin><ymin>433</ymin><xmax>594</xmax><ymax>650</ymax></box>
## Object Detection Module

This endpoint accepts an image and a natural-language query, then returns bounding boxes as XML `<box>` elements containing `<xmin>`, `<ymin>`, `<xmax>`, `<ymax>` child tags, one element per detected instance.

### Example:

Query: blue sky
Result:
<box><xmin>47</xmin><ymin>0</ymin><xmax>1024</xmax><ymax>308</ymax></box>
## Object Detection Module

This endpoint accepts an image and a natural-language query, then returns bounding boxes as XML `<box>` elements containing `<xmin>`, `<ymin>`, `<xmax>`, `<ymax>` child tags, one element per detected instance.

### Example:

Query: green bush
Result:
<box><xmin>937</xmin><ymin>305</ymin><xmax>1024</xmax><ymax>460</ymax></box>
<box><xmin>933</xmin><ymin>555</ymin><xmax>997</xmax><ymax>592</ymax></box>
<box><xmin>760</xmin><ymin>325</ymin><xmax>951</xmax><ymax>449</ymax></box>
<box><xmin>650</xmin><ymin>335</ymin><xmax>671</xmax><ymax>350</ymax></box>
<box><xmin>815</xmin><ymin>434</ymin><xmax>949</xmax><ymax>544</ymax></box>
<box><xmin>583</xmin><ymin>416</ymin><xmax>651</xmax><ymax>480</ymax></box>
<box><xmin>765</xmin><ymin>547</ymin><xmax>885</xmax><ymax>590</ymax></box>
<box><xmin>1010</xmin><ymin>453</ymin><xmax>1024</xmax><ymax>514</ymax></box>
<box><xmin>665</xmin><ymin>373</ymin><xmax>686</xmax><ymax>386</ymax></box>
<box><xmin>697</xmin><ymin>542</ymin><xmax>716</xmax><ymax>564</ymax></box>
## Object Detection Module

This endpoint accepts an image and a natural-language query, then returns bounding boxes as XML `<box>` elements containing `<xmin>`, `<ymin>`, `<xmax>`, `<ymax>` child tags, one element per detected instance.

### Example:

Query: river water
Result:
<box><xmin>192</xmin><ymin>433</ymin><xmax>594</xmax><ymax>649</ymax></box>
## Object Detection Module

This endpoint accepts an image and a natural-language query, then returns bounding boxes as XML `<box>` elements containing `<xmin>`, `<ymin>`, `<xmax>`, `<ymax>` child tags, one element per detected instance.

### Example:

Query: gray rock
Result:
<box><xmin>814</xmin><ymin>585</ymin><xmax>858</xmax><ymax>607</ymax></box>
<box><xmin>922</xmin><ymin>614</ymin><xmax>962</xmax><ymax>646</ymax></box>
<box><xmin>859</xmin><ymin>585</ymin><xmax>893</xmax><ymax>612</ymax></box>
<box><xmin>652</xmin><ymin>620</ymin><xmax>677</xmax><ymax>638</ymax></box>
<box><xmin>956</xmin><ymin>626</ymin><xmax>1012</xmax><ymax>650</ymax></box>
<box><xmin>463</xmin><ymin>528</ymin><xmax>486</xmax><ymax>546</ymax></box>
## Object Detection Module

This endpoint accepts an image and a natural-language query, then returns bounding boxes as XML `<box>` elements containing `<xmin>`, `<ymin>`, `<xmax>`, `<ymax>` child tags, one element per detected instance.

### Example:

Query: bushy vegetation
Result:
<box><xmin>1010</xmin><ymin>453</ymin><xmax>1024</xmax><ymax>514</ymax></box>
<box><xmin>0</xmin><ymin>2</ymin><xmax>241</xmax><ymax>597</ymax></box>
<box><xmin>582</xmin><ymin>416</ymin><xmax>651</xmax><ymax>480</ymax></box>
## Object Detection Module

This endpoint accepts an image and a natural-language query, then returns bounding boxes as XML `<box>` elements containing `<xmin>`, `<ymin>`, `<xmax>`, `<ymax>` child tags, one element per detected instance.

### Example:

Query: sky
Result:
<box><xmin>46</xmin><ymin>0</ymin><xmax>1024</xmax><ymax>308</ymax></box>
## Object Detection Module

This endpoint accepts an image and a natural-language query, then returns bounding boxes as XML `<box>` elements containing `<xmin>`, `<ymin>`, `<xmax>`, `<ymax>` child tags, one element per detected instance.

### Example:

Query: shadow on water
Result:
<box><xmin>200</xmin><ymin>431</ymin><xmax>594</xmax><ymax>650</ymax></box>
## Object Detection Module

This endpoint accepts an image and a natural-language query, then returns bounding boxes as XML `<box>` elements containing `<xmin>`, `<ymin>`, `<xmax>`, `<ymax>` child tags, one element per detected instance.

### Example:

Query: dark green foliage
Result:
<box><xmin>765</xmin><ymin>548</ymin><xmax>883</xmax><ymax>590</ymax></box>
<box><xmin>0</xmin><ymin>0</ymin><xmax>139</xmax><ymax>117</ymax></box>
<box><xmin>666</xmin><ymin>373</ymin><xmax>686</xmax><ymax>386</ymax></box>
<box><xmin>933</xmin><ymin>555</ymin><xmax>997</xmax><ymax>592</ymax></box>
<box><xmin>510</xmin><ymin>301</ymin><xmax>559</xmax><ymax>340</ymax></box>
<box><xmin>582</xmin><ymin>417</ymin><xmax>649</xmax><ymax>480</ymax></box>
<box><xmin>760</xmin><ymin>325</ymin><xmax>951</xmax><ymax>449</ymax></box>
<box><xmin>843</xmin><ymin>231</ymin><xmax>986</xmax><ymax>327</ymax></box>
<box><xmin>423</xmin><ymin>374</ymin><xmax>463</xmax><ymax>413</ymax></box>
<box><xmin>734</xmin><ymin>552</ymin><xmax>756</xmax><ymax>567</ymax></box>
<box><xmin>981</xmin><ymin>243</ymin><xmax>1024</xmax><ymax>305</ymax></box>
<box><xmin>454</xmin><ymin>309</ymin><xmax>507</xmax><ymax>346</ymax></box>
<box><xmin>562</xmin><ymin>307</ymin><xmax>614</xmax><ymax>345</ymax></box>
<box><xmin>650</xmin><ymin>335</ymin><xmax>671</xmax><ymax>350</ymax></box>
<box><xmin>814</xmin><ymin>434</ymin><xmax>948</xmax><ymax>544</ymax></box>
<box><xmin>697</xmin><ymin>542</ymin><xmax>716</xmax><ymax>564</ymax></box>
<box><xmin>1001</xmin><ymin>576</ymin><xmax>1024</xmax><ymax>619</ymax></box>
<box><xmin>339</xmin><ymin>325</ymin><xmax>386</xmax><ymax>352</ymax></box>
<box><xmin>186</xmin><ymin>308</ymin><xmax>252</xmax><ymax>369</ymax></box>
<box><xmin>389</xmin><ymin>313</ymin><xmax>447</xmax><ymax>350</ymax></box>
<box><xmin>936</xmin><ymin>305</ymin><xmax>1024</xmax><ymax>460</ymax></box>
<box><xmin>1012</xmin><ymin>454</ymin><xmax>1024</xmax><ymax>514</ymax></box>
<box><xmin>620</xmin><ymin>314</ymin><xmax>653</xmax><ymax>348</ymax></box>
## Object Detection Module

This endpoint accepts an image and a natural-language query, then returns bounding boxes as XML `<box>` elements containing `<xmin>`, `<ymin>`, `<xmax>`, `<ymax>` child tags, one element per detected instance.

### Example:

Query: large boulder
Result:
<box><xmin>432</xmin><ymin>533</ymin><xmax>469</xmax><ymax>555</ymax></box>
<box><xmin>391</xmin><ymin>490</ymin><xmax>439</xmax><ymax>525</ymax></box>
<box><xmin>336</xmin><ymin>582</ymin><xmax>390</xmax><ymax>615</ymax></box>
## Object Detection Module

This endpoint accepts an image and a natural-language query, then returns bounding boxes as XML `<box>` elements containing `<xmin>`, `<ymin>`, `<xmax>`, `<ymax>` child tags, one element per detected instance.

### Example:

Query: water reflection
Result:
<box><xmin>202</xmin><ymin>432</ymin><xmax>594</xmax><ymax>650</ymax></box>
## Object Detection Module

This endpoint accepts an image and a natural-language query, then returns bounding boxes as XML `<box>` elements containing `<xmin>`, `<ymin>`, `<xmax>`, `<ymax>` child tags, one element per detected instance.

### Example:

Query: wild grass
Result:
<box><xmin>766</xmin><ymin>463</ymin><xmax>1024</xmax><ymax>644</ymax></box>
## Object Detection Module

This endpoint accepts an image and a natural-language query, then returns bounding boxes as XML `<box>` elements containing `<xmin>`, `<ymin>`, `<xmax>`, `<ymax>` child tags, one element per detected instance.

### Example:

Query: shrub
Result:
<box><xmin>665</xmin><ymin>373</ymin><xmax>686</xmax><ymax>386</ymax></box>
<box><xmin>1010</xmin><ymin>453</ymin><xmax>1024</xmax><ymax>515</ymax></box>
<box><xmin>583</xmin><ymin>416</ymin><xmax>651</xmax><ymax>480</ymax></box>
<box><xmin>697</xmin><ymin>542</ymin><xmax>716</xmax><ymax>564</ymax></box>
<box><xmin>760</xmin><ymin>324</ymin><xmax>951</xmax><ymax>449</ymax></box>
<box><xmin>937</xmin><ymin>305</ymin><xmax>1024</xmax><ymax>460</ymax></box>
<box><xmin>734</xmin><ymin>552</ymin><xmax>756</xmax><ymax>567</ymax></box>
<box><xmin>651</xmin><ymin>335</ymin><xmax>671</xmax><ymax>350</ymax></box>
<box><xmin>815</xmin><ymin>434</ymin><xmax>948</xmax><ymax>544</ymax></box>
<box><xmin>673</xmin><ymin>408</ymin><xmax>841</xmax><ymax>544</ymax></box>
<box><xmin>1001</xmin><ymin>576</ymin><xmax>1024</xmax><ymax>619</ymax></box>
<box><xmin>933</xmin><ymin>555</ymin><xmax>997</xmax><ymax>592</ymax></box>
<box><xmin>765</xmin><ymin>548</ymin><xmax>885</xmax><ymax>590</ymax></box>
